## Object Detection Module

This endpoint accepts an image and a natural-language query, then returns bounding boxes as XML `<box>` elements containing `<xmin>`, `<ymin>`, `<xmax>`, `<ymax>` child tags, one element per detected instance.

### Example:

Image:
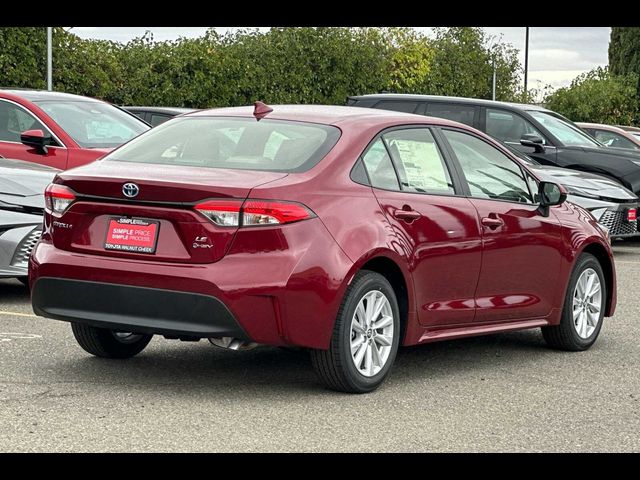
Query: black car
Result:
<box><xmin>347</xmin><ymin>94</ymin><xmax>640</xmax><ymax>196</ymax></box>
<box><xmin>122</xmin><ymin>106</ymin><xmax>197</xmax><ymax>127</ymax></box>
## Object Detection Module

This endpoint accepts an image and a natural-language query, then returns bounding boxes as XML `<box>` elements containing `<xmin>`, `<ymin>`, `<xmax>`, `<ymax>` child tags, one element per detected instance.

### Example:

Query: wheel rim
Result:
<box><xmin>572</xmin><ymin>268</ymin><xmax>602</xmax><ymax>339</ymax></box>
<box><xmin>350</xmin><ymin>290</ymin><xmax>394</xmax><ymax>377</ymax></box>
<box><xmin>112</xmin><ymin>331</ymin><xmax>144</xmax><ymax>344</ymax></box>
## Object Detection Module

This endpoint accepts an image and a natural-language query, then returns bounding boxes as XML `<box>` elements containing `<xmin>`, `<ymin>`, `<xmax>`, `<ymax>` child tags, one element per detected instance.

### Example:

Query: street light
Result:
<box><xmin>524</xmin><ymin>27</ymin><xmax>530</xmax><ymax>97</ymax></box>
<box><xmin>47</xmin><ymin>27</ymin><xmax>52</xmax><ymax>91</ymax></box>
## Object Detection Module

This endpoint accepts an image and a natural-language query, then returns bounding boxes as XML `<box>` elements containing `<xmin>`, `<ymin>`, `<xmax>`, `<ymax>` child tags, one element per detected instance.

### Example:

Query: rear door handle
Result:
<box><xmin>393</xmin><ymin>207</ymin><xmax>422</xmax><ymax>222</ymax></box>
<box><xmin>481</xmin><ymin>216</ymin><xmax>504</xmax><ymax>229</ymax></box>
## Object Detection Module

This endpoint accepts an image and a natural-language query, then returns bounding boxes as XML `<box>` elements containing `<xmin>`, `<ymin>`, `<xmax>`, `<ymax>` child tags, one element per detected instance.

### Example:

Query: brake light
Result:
<box><xmin>44</xmin><ymin>184</ymin><xmax>76</xmax><ymax>215</ymax></box>
<box><xmin>194</xmin><ymin>199</ymin><xmax>314</xmax><ymax>227</ymax></box>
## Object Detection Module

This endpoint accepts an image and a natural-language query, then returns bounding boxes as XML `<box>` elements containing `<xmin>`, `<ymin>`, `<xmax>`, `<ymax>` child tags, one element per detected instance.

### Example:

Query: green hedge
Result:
<box><xmin>1</xmin><ymin>27</ymin><xmax>524</xmax><ymax>108</ymax></box>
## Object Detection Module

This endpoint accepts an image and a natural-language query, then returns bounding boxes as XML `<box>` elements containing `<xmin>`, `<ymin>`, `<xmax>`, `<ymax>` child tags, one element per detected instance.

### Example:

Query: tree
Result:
<box><xmin>609</xmin><ymin>27</ymin><xmax>640</xmax><ymax>77</ymax></box>
<box><xmin>0</xmin><ymin>27</ymin><xmax>47</xmax><ymax>89</ymax></box>
<box><xmin>544</xmin><ymin>67</ymin><xmax>638</xmax><ymax>125</ymax></box>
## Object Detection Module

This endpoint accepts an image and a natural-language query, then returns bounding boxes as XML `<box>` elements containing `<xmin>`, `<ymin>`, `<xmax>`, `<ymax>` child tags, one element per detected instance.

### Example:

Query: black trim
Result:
<box><xmin>32</xmin><ymin>278</ymin><xmax>250</xmax><ymax>340</ymax></box>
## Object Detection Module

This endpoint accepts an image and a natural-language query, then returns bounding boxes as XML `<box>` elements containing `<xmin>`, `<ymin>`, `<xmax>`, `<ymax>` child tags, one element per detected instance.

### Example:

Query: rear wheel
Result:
<box><xmin>71</xmin><ymin>323</ymin><xmax>153</xmax><ymax>359</ymax></box>
<box><xmin>311</xmin><ymin>270</ymin><xmax>400</xmax><ymax>393</ymax></box>
<box><xmin>542</xmin><ymin>253</ymin><xmax>606</xmax><ymax>351</ymax></box>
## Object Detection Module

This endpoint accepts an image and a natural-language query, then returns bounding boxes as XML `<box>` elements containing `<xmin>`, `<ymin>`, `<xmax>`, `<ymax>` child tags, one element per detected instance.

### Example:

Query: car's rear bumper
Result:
<box><xmin>29</xmin><ymin>220</ymin><xmax>354</xmax><ymax>349</ymax></box>
<box><xmin>32</xmin><ymin>277</ymin><xmax>249</xmax><ymax>339</ymax></box>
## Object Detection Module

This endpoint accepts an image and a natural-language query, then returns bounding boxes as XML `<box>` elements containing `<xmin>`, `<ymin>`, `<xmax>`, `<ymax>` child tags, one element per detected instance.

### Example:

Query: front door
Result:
<box><xmin>361</xmin><ymin>127</ymin><xmax>483</xmax><ymax>327</ymax></box>
<box><xmin>441</xmin><ymin>128</ymin><xmax>564</xmax><ymax>323</ymax></box>
<box><xmin>0</xmin><ymin>99</ymin><xmax>68</xmax><ymax>169</ymax></box>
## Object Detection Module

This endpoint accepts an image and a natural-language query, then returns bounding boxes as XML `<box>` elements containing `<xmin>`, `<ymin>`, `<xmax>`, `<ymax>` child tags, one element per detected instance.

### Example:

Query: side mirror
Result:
<box><xmin>20</xmin><ymin>129</ymin><xmax>52</xmax><ymax>154</ymax></box>
<box><xmin>538</xmin><ymin>180</ymin><xmax>567</xmax><ymax>213</ymax></box>
<box><xmin>520</xmin><ymin>134</ymin><xmax>546</xmax><ymax>153</ymax></box>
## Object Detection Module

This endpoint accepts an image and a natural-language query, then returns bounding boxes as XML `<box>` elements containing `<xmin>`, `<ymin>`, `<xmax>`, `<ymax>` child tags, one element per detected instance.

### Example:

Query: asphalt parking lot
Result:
<box><xmin>1</xmin><ymin>245</ymin><xmax>639</xmax><ymax>452</ymax></box>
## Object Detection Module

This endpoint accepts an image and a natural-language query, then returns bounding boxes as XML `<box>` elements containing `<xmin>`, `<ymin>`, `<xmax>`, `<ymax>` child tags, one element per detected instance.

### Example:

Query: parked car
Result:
<box><xmin>506</xmin><ymin>147</ymin><xmax>640</xmax><ymax>240</ymax></box>
<box><xmin>0</xmin><ymin>158</ymin><xmax>57</xmax><ymax>283</ymax></box>
<box><xmin>616</xmin><ymin>125</ymin><xmax>640</xmax><ymax>142</ymax></box>
<box><xmin>122</xmin><ymin>106</ymin><xmax>197</xmax><ymax>127</ymax></box>
<box><xmin>0</xmin><ymin>89</ymin><xmax>150</xmax><ymax>170</ymax></box>
<box><xmin>31</xmin><ymin>104</ymin><xmax>615</xmax><ymax>393</ymax></box>
<box><xmin>347</xmin><ymin>94</ymin><xmax>640</xmax><ymax>196</ymax></box>
<box><xmin>577</xmin><ymin>122</ymin><xmax>640</xmax><ymax>151</ymax></box>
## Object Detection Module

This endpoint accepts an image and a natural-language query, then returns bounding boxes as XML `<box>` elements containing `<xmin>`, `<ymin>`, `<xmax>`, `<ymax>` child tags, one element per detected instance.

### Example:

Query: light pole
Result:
<box><xmin>524</xmin><ymin>27</ymin><xmax>530</xmax><ymax>97</ymax></box>
<box><xmin>46</xmin><ymin>27</ymin><xmax>52</xmax><ymax>91</ymax></box>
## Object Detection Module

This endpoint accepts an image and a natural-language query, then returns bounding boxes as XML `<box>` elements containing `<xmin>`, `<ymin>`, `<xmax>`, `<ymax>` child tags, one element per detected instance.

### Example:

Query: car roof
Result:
<box><xmin>188</xmin><ymin>104</ymin><xmax>468</xmax><ymax>128</ymax></box>
<box><xmin>348</xmin><ymin>93</ymin><xmax>550</xmax><ymax>112</ymax></box>
<box><xmin>0</xmin><ymin>88</ymin><xmax>104</xmax><ymax>103</ymax></box>
<box><xmin>576</xmin><ymin>122</ymin><xmax>628</xmax><ymax>134</ymax></box>
<box><xmin>616</xmin><ymin>125</ymin><xmax>640</xmax><ymax>133</ymax></box>
<box><xmin>123</xmin><ymin>106</ymin><xmax>197</xmax><ymax>115</ymax></box>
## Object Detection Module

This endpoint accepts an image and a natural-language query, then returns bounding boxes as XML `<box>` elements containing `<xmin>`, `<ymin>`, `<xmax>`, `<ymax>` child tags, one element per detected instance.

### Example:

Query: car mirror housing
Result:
<box><xmin>521</xmin><ymin>134</ymin><xmax>546</xmax><ymax>153</ymax></box>
<box><xmin>20</xmin><ymin>129</ymin><xmax>52</xmax><ymax>155</ymax></box>
<box><xmin>538</xmin><ymin>181</ymin><xmax>567</xmax><ymax>216</ymax></box>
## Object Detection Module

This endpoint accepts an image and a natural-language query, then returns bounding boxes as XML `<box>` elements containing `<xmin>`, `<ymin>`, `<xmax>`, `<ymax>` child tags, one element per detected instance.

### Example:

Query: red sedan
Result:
<box><xmin>0</xmin><ymin>89</ymin><xmax>149</xmax><ymax>170</ymax></box>
<box><xmin>30</xmin><ymin>104</ymin><xmax>616</xmax><ymax>393</ymax></box>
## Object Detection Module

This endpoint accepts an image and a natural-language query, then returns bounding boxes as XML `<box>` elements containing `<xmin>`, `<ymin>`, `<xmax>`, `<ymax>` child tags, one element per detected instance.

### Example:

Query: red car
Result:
<box><xmin>30</xmin><ymin>104</ymin><xmax>616</xmax><ymax>393</ymax></box>
<box><xmin>0</xmin><ymin>89</ymin><xmax>149</xmax><ymax>170</ymax></box>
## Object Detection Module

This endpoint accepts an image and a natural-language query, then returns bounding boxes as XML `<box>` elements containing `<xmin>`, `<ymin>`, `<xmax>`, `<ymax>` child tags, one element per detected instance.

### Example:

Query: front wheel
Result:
<box><xmin>71</xmin><ymin>323</ymin><xmax>153</xmax><ymax>359</ymax></box>
<box><xmin>542</xmin><ymin>253</ymin><xmax>606</xmax><ymax>351</ymax></box>
<box><xmin>311</xmin><ymin>270</ymin><xmax>401</xmax><ymax>393</ymax></box>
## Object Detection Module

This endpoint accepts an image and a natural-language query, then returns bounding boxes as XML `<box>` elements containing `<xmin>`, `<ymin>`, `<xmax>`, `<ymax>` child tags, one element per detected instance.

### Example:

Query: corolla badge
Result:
<box><xmin>122</xmin><ymin>183</ymin><xmax>140</xmax><ymax>198</ymax></box>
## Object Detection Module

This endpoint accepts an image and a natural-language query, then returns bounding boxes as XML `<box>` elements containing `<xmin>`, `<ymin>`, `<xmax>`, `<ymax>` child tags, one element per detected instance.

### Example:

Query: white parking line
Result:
<box><xmin>0</xmin><ymin>311</ymin><xmax>38</xmax><ymax>318</ymax></box>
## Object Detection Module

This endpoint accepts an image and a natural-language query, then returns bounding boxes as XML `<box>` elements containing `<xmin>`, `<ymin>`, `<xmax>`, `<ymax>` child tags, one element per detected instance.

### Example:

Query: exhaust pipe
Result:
<box><xmin>208</xmin><ymin>336</ymin><xmax>258</xmax><ymax>351</ymax></box>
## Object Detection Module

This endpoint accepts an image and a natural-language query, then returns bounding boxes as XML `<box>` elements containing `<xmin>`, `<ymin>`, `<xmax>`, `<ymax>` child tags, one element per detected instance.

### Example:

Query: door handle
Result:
<box><xmin>393</xmin><ymin>207</ymin><xmax>422</xmax><ymax>222</ymax></box>
<box><xmin>481</xmin><ymin>216</ymin><xmax>504</xmax><ymax>229</ymax></box>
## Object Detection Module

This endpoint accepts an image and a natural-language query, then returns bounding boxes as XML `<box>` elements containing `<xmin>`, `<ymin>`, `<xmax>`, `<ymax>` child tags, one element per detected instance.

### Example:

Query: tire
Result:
<box><xmin>542</xmin><ymin>253</ymin><xmax>606</xmax><ymax>351</ymax></box>
<box><xmin>310</xmin><ymin>270</ymin><xmax>401</xmax><ymax>393</ymax></box>
<box><xmin>71</xmin><ymin>323</ymin><xmax>153</xmax><ymax>359</ymax></box>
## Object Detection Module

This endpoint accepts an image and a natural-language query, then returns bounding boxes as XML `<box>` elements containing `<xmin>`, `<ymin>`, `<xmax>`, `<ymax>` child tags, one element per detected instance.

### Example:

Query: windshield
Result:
<box><xmin>104</xmin><ymin>117</ymin><xmax>341</xmax><ymax>173</ymax></box>
<box><xmin>34</xmin><ymin>101</ymin><xmax>149</xmax><ymax>148</ymax></box>
<box><xmin>529</xmin><ymin>111</ymin><xmax>600</xmax><ymax>148</ymax></box>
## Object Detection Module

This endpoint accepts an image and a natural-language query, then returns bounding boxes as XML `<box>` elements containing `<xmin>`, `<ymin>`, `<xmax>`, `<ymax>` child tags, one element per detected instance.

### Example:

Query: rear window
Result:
<box><xmin>104</xmin><ymin>117</ymin><xmax>341</xmax><ymax>173</ymax></box>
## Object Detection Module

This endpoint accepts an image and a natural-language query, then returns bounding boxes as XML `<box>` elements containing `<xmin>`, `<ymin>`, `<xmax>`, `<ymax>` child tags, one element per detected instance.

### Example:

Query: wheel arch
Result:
<box><xmin>578</xmin><ymin>241</ymin><xmax>616</xmax><ymax>317</ymax></box>
<box><xmin>344</xmin><ymin>250</ymin><xmax>416</xmax><ymax>344</ymax></box>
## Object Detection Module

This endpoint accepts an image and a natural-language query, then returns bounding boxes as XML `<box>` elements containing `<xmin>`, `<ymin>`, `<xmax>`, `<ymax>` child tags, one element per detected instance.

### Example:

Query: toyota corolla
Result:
<box><xmin>30</xmin><ymin>104</ymin><xmax>616</xmax><ymax>393</ymax></box>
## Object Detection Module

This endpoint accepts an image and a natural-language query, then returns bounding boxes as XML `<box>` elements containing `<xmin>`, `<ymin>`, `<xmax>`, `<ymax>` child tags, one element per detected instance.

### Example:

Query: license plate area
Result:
<box><xmin>104</xmin><ymin>217</ymin><xmax>160</xmax><ymax>254</ymax></box>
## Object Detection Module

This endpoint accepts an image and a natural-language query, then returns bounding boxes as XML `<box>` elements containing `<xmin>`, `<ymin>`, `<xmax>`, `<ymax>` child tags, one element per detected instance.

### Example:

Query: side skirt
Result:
<box><xmin>417</xmin><ymin>319</ymin><xmax>549</xmax><ymax>344</ymax></box>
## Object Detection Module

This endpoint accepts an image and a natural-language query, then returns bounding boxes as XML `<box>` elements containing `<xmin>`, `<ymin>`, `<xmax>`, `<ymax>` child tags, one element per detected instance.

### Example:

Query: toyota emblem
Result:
<box><xmin>122</xmin><ymin>183</ymin><xmax>140</xmax><ymax>198</ymax></box>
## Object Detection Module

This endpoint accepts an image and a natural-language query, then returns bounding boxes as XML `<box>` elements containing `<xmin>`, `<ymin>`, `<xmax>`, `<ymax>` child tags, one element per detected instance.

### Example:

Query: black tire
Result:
<box><xmin>71</xmin><ymin>323</ymin><xmax>153</xmax><ymax>359</ymax></box>
<box><xmin>310</xmin><ymin>270</ymin><xmax>401</xmax><ymax>393</ymax></box>
<box><xmin>542</xmin><ymin>253</ymin><xmax>606</xmax><ymax>351</ymax></box>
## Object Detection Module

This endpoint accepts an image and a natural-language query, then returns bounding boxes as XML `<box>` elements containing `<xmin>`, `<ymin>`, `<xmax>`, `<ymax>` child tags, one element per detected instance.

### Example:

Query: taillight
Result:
<box><xmin>195</xmin><ymin>199</ymin><xmax>314</xmax><ymax>227</ymax></box>
<box><xmin>44</xmin><ymin>184</ymin><xmax>76</xmax><ymax>215</ymax></box>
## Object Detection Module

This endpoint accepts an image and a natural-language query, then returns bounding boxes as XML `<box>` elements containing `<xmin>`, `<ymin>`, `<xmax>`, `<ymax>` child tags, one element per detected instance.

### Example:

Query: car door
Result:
<box><xmin>483</xmin><ymin>107</ymin><xmax>559</xmax><ymax>167</ymax></box>
<box><xmin>360</xmin><ymin>127</ymin><xmax>483</xmax><ymax>327</ymax></box>
<box><xmin>0</xmin><ymin>99</ymin><xmax>68</xmax><ymax>169</ymax></box>
<box><xmin>440</xmin><ymin>128</ymin><xmax>564</xmax><ymax>323</ymax></box>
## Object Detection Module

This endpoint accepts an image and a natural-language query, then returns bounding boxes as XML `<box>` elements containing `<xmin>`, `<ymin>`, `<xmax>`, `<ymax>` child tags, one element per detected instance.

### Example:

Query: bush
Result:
<box><xmin>544</xmin><ymin>67</ymin><xmax>639</xmax><ymax>125</ymax></box>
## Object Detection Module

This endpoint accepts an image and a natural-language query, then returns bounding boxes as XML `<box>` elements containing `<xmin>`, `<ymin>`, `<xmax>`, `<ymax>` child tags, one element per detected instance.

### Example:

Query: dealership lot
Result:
<box><xmin>0</xmin><ymin>244</ymin><xmax>638</xmax><ymax>452</ymax></box>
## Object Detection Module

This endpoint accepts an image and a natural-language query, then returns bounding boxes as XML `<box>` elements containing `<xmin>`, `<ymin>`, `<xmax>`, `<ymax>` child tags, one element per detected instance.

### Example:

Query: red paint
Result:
<box><xmin>628</xmin><ymin>208</ymin><xmax>637</xmax><ymax>222</ymax></box>
<box><xmin>30</xmin><ymin>105</ymin><xmax>617</xmax><ymax>349</ymax></box>
<box><xmin>0</xmin><ymin>90</ymin><xmax>146</xmax><ymax>170</ymax></box>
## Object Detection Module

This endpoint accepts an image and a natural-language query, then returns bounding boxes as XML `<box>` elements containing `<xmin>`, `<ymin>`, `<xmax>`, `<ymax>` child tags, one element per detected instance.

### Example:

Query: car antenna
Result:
<box><xmin>253</xmin><ymin>101</ymin><xmax>273</xmax><ymax>121</ymax></box>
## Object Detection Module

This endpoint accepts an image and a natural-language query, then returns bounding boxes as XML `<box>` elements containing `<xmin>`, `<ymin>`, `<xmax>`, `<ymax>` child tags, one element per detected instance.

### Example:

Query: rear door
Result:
<box><xmin>0</xmin><ymin>99</ymin><xmax>68</xmax><ymax>169</ymax></box>
<box><xmin>440</xmin><ymin>128</ymin><xmax>564</xmax><ymax>323</ymax></box>
<box><xmin>361</xmin><ymin>126</ymin><xmax>482</xmax><ymax>327</ymax></box>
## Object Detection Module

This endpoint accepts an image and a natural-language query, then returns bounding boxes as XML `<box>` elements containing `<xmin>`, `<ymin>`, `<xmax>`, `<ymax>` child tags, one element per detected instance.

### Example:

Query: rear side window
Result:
<box><xmin>149</xmin><ymin>114</ymin><xmax>172</xmax><ymax>127</ymax></box>
<box><xmin>382</xmin><ymin>128</ymin><xmax>454</xmax><ymax>195</ymax></box>
<box><xmin>104</xmin><ymin>117</ymin><xmax>341</xmax><ymax>173</ymax></box>
<box><xmin>361</xmin><ymin>138</ymin><xmax>400</xmax><ymax>190</ymax></box>
<box><xmin>374</xmin><ymin>101</ymin><xmax>419</xmax><ymax>114</ymax></box>
<box><xmin>425</xmin><ymin>103</ymin><xmax>476</xmax><ymax>127</ymax></box>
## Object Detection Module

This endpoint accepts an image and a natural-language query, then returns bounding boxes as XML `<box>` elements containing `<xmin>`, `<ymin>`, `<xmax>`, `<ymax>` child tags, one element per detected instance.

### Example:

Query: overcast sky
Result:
<box><xmin>71</xmin><ymin>27</ymin><xmax>611</xmax><ymax>92</ymax></box>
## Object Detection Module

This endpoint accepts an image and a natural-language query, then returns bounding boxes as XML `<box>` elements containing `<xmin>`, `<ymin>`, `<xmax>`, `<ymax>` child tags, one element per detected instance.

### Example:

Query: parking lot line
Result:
<box><xmin>0</xmin><ymin>310</ymin><xmax>37</xmax><ymax>318</ymax></box>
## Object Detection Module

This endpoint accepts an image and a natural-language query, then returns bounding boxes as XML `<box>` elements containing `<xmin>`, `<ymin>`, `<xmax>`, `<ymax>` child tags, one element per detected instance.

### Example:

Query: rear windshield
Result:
<box><xmin>103</xmin><ymin>117</ymin><xmax>341</xmax><ymax>173</ymax></box>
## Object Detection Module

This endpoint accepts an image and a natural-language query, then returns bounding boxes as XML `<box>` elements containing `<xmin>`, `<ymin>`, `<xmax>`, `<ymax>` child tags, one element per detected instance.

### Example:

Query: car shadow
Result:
<box><xmin>47</xmin><ymin>329</ymin><xmax>555</xmax><ymax>397</ymax></box>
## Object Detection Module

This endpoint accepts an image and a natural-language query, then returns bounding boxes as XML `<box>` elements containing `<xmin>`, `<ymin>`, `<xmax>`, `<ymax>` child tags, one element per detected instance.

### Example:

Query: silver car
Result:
<box><xmin>0</xmin><ymin>158</ymin><xmax>57</xmax><ymax>283</ymax></box>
